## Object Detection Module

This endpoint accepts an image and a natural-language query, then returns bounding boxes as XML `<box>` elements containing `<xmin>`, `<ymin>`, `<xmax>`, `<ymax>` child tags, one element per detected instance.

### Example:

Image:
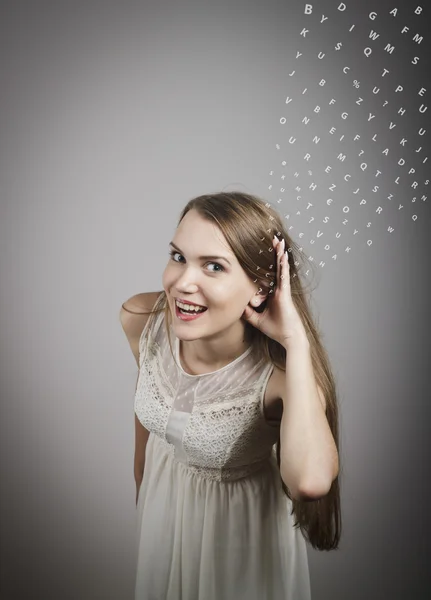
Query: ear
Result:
<box><xmin>250</xmin><ymin>288</ymin><xmax>269</xmax><ymax>309</ymax></box>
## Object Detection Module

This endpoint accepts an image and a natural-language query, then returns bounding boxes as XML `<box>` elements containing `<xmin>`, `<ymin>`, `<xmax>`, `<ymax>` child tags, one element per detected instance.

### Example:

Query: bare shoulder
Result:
<box><xmin>120</xmin><ymin>291</ymin><xmax>163</xmax><ymax>315</ymax></box>
<box><xmin>119</xmin><ymin>291</ymin><xmax>164</xmax><ymax>366</ymax></box>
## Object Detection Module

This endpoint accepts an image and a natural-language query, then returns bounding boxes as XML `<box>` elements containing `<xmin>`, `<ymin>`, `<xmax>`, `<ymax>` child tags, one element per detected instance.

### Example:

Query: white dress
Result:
<box><xmin>134</xmin><ymin>294</ymin><xmax>311</xmax><ymax>600</ymax></box>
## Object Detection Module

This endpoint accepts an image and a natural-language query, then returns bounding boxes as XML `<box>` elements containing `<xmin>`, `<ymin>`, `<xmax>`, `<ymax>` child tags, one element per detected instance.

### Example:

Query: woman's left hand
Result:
<box><xmin>241</xmin><ymin>236</ymin><xmax>308</xmax><ymax>347</ymax></box>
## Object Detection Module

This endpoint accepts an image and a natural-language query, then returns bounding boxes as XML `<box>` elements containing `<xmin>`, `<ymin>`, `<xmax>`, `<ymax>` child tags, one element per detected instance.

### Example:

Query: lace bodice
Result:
<box><xmin>134</xmin><ymin>294</ymin><xmax>281</xmax><ymax>482</ymax></box>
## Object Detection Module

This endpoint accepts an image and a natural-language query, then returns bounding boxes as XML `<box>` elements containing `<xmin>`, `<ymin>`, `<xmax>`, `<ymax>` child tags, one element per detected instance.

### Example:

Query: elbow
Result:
<box><xmin>284</xmin><ymin>484</ymin><xmax>325</xmax><ymax>503</ymax></box>
<box><xmin>281</xmin><ymin>474</ymin><xmax>327</xmax><ymax>502</ymax></box>
<box><xmin>281</xmin><ymin>461</ymin><xmax>339</xmax><ymax>502</ymax></box>
<box><xmin>298</xmin><ymin>455</ymin><xmax>340</xmax><ymax>501</ymax></box>
<box><xmin>296</xmin><ymin>484</ymin><xmax>331</xmax><ymax>502</ymax></box>
<box><xmin>297</xmin><ymin>472</ymin><xmax>337</xmax><ymax>501</ymax></box>
<box><xmin>287</xmin><ymin>469</ymin><xmax>336</xmax><ymax>501</ymax></box>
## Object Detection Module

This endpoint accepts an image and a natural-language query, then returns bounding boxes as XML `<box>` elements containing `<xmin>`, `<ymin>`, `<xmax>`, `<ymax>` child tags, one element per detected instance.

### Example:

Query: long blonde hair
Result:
<box><xmin>136</xmin><ymin>191</ymin><xmax>342</xmax><ymax>551</ymax></box>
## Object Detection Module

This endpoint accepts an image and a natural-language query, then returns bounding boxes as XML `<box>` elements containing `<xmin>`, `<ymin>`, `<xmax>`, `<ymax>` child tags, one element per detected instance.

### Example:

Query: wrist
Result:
<box><xmin>281</xmin><ymin>330</ymin><xmax>310</xmax><ymax>350</ymax></box>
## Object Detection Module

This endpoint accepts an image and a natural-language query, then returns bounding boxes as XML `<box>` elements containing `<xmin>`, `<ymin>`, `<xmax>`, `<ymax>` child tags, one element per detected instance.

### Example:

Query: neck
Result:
<box><xmin>179</xmin><ymin>321</ymin><xmax>252</xmax><ymax>370</ymax></box>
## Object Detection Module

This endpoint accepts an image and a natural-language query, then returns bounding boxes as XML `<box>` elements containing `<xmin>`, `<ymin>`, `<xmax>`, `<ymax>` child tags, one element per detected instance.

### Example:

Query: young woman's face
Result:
<box><xmin>162</xmin><ymin>209</ymin><xmax>261</xmax><ymax>337</ymax></box>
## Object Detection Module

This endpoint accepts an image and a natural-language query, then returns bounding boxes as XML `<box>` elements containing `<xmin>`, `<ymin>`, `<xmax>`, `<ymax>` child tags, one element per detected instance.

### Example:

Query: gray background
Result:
<box><xmin>1</xmin><ymin>1</ymin><xmax>430</xmax><ymax>598</ymax></box>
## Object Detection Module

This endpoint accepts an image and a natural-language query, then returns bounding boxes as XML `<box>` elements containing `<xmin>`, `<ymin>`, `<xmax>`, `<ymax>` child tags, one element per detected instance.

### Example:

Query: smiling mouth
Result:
<box><xmin>174</xmin><ymin>298</ymin><xmax>207</xmax><ymax>309</ymax></box>
<box><xmin>174</xmin><ymin>302</ymin><xmax>208</xmax><ymax>320</ymax></box>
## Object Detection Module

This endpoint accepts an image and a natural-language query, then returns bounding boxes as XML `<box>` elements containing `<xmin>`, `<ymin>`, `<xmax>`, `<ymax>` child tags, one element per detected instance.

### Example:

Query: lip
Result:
<box><xmin>174</xmin><ymin>297</ymin><xmax>207</xmax><ymax>308</ymax></box>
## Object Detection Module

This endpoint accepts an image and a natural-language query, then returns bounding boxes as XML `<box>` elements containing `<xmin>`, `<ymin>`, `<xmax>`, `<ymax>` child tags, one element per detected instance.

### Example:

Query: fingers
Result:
<box><xmin>273</xmin><ymin>235</ymin><xmax>285</xmax><ymax>289</ymax></box>
<box><xmin>281</xmin><ymin>247</ymin><xmax>290</xmax><ymax>290</ymax></box>
<box><xmin>273</xmin><ymin>235</ymin><xmax>290</xmax><ymax>290</ymax></box>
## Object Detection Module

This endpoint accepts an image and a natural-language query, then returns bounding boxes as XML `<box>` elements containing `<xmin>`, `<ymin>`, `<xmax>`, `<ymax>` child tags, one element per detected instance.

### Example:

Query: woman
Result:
<box><xmin>120</xmin><ymin>192</ymin><xmax>342</xmax><ymax>600</ymax></box>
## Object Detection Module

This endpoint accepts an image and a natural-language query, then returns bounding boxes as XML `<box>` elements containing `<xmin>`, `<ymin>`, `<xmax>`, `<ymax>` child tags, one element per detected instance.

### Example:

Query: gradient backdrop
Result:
<box><xmin>1</xmin><ymin>1</ymin><xmax>430</xmax><ymax>599</ymax></box>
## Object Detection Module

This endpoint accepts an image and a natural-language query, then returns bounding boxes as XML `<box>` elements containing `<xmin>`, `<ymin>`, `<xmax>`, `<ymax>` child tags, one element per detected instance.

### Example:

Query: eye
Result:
<box><xmin>168</xmin><ymin>250</ymin><xmax>225</xmax><ymax>273</ymax></box>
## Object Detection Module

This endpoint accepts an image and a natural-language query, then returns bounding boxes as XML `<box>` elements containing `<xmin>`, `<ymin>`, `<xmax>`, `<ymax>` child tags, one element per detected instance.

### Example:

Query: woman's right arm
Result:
<box><xmin>134</xmin><ymin>413</ymin><xmax>150</xmax><ymax>504</ymax></box>
<box><xmin>119</xmin><ymin>291</ymin><xmax>163</xmax><ymax>505</ymax></box>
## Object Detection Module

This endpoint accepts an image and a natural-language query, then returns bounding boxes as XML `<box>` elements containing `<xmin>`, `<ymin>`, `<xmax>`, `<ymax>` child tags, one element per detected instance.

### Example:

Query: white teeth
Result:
<box><xmin>176</xmin><ymin>300</ymin><xmax>206</xmax><ymax>312</ymax></box>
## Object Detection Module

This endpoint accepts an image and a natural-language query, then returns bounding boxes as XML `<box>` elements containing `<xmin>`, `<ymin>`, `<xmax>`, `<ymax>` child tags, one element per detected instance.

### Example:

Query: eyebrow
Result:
<box><xmin>169</xmin><ymin>241</ymin><xmax>232</xmax><ymax>266</ymax></box>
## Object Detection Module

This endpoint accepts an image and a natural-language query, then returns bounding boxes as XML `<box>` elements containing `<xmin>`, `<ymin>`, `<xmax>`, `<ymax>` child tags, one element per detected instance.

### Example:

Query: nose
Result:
<box><xmin>172</xmin><ymin>266</ymin><xmax>203</xmax><ymax>291</ymax></box>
